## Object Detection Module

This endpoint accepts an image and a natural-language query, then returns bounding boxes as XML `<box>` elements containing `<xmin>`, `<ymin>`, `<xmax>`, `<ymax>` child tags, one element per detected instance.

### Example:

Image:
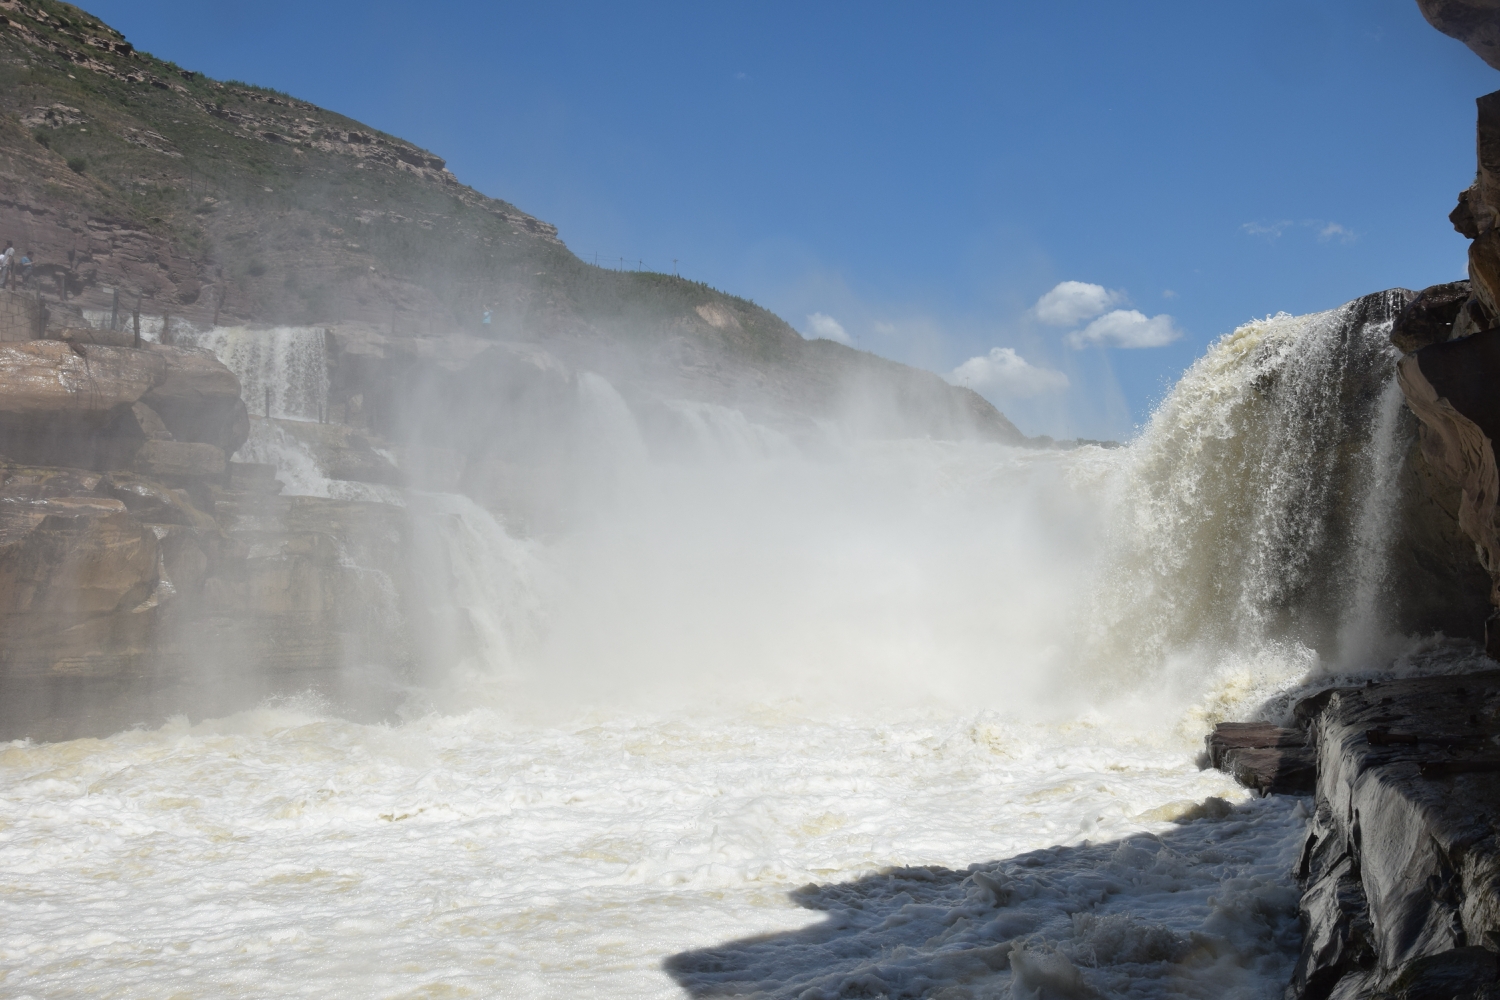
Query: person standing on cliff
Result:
<box><xmin>18</xmin><ymin>251</ymin><xmax>32</xmax><ymax>287</ymax></box>
<box><xmin>0</xmin><ymin>244</ymin><xmax>12</xmax><ymax>288</ymax></box>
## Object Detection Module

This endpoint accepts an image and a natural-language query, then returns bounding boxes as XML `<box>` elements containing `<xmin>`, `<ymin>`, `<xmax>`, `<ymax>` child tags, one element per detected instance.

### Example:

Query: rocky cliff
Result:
<box><xmin>1391</xmin><ymin>86</ymin><xmax>1500</xmax><ymax>657</ymax></box>
<box><xmin>0</xmin><ymin>0</ymin><xmax>1022</xmax><ymax>448</ymax></box>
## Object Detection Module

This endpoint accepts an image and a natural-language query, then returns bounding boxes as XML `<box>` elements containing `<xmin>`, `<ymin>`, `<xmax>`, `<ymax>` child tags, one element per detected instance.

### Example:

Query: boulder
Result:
<box><xmin>131</xmin><ymin>401</ymin><xmax>173</xmax><ymax>441</ymax></box>
<box><xmin>1418</xmin><ymin>0</ymin><xmax>1500</xmax><ymax>71</ymax></box>
<box><xmin>140</xmin><ymin>344</ymin><xmax>249</xmax><ymax>454</ymax></box>
<box><xmin>1206</xmin><ymin>722</ymin><xmax>1316</xmax><ymax>794</ymax></box>
<box><xmin>0</xmin><ymin>503</ymin><xmax>157</xmax><ymax>618</ymax></box>
<box><xmin>101</xmin><ymin>471</ymin><xmax>218</xmax><ymax>530</ymax></box>
<box><xmin>1389</xmin><ymin>281</ymin><xmax>1472</xmax><ymax>352</ymax></box>
<box><xmin>0</xmin><ymin>342</ymin><xmax>246</xmax><ymax>473</ymax></box>
<box><xmin>227</xmin><ymin>461</ymin><xmax>283</xmax><ymax>494</ymax></box>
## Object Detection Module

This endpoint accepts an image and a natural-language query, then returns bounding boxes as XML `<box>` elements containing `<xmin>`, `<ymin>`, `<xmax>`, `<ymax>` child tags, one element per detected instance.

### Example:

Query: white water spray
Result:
<box><xmin>1</xmin><ymin>298</ymin><xmax>1438</xmax><ymax>999</ymax></box>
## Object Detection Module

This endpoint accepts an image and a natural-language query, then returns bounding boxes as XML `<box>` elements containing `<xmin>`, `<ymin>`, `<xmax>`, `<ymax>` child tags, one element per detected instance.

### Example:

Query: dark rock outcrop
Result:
<box><xmin>1287</xmin><ymin>673</ymin><xmax>1500</xmax><ymax>999</ymax></box>
<box><xmin>1390</xmin><ymin>280</ymin><xmax>1473</xmax><ymax>353</ymax></box>
<box><xmin>1418</xmin><ymin>0</ymin><xmax>1500</xmax><ymax>72</ymax></box>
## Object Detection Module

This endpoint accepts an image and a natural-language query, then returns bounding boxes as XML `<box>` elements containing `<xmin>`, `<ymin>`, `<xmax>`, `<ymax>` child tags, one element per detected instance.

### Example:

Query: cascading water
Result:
<box><xmin>0</xmin><ymin>297</ymin><xmax>1461</xmax><ymax>999</ymax></box>
<box><xmin>666</xmin><ymin>399</ymin><xmax>802</xmax><ymax>462</ymax></box>
<box><xmin>186</xmin><ymin>325</ymin><xmax>330</xmax><ymax>422</ymax></box>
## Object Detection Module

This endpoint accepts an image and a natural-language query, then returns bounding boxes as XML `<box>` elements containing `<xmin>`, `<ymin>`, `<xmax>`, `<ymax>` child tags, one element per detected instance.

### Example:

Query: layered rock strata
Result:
<box><xmin>1205</xmin><ymin>722</ymin><xmax>1315</xmax><ymax>795</ymax></box>
<box><xmin>0</xmin><ymin>308</ymin><xmax>424</xmax><ymax>740</ymax></box>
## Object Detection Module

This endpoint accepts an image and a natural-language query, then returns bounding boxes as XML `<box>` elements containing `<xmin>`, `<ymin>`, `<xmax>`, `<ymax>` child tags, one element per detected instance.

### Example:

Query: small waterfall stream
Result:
<box><xmin>185</xmin><ymin>325</ymin><xmax>330</xmax><ymax>422</ymax></box>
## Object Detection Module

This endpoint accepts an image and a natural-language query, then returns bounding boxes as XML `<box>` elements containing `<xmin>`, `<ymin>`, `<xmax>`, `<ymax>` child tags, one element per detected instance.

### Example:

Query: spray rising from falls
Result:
<box><xmin>3</xmin><ymin>297</ymin><xmax>1453</xmax><ymax>999</ymax></box>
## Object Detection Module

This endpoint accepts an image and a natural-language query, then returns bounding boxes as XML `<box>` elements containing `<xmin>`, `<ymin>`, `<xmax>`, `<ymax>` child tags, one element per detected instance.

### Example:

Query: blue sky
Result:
<box><xmin>86</xmin><ymin>1</ymin><xmax>1498</xmax><ymax>438</ymax></box>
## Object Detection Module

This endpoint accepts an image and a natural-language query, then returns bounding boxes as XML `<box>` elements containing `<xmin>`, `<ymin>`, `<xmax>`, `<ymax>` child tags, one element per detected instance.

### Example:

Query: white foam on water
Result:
<box><xmin>232</xmin><ymin>417</ymin><xmax>405</xmax><ymax>505</ymax></box>
<box><xmin>0</xmin><ymin>702</ymin><xmax>1295</xmax><ymax>999</ymax></box>
<box><xmin>0</xmin><ymin>303</ymin><xmax>1431</xmax><ymax>997</ymax></box>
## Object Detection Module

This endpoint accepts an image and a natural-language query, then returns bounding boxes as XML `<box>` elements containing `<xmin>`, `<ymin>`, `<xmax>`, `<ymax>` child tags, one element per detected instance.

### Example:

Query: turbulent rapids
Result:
<box><xmin>0</xmin><ymin>296</ymin><xmax>1481</xmax><ymax>998</ymax></box>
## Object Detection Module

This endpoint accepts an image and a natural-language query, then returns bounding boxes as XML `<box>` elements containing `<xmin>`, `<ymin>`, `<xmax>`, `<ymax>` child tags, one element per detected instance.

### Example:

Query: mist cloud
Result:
<box><xmin>1034</xmin><ymin>281</ymin><xmax>1124</xmax><ymax>326</ymax></box>
<box><xmin>805</xmin><ymin>312</ymin><xmax>853</xmax><ymax>344</ymax></box>
<box><xmin>948</xmin><ymin>347</ymin><xmax>1069</xmax><ymax>398</ymax></box>
<box><xmin>1067</xmin><ymin>309</ymin><xmax>1182</xmax><ymax>349</ymax></box>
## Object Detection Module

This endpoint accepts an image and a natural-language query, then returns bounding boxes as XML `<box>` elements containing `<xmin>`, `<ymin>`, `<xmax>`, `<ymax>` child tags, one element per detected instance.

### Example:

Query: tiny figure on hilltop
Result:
<box><xmin>482</xmin><ymin>306</ymin><xmax>493</xmax><ymax>329</ymax></box>
<box><xmin>18</xmin><ymin>251</ymin><xmax>33</xmax><ymax>287</ymax></box>
<box><xmin>0</xmin><ymin>243</ymin><xmax>12</xmax><ymax>288</ymax></box>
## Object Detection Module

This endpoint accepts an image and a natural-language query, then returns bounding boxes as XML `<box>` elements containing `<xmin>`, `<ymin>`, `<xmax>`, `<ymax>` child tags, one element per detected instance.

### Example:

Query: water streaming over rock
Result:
<box><xmin>3</xmin><ymin>296</ymin><xmax>1468</xmax><ymax>999</ymax></box>
<box><xmin>185</xmin><ymin>324</ymin><xmax>330</xmax><ymax>422</ymax></box>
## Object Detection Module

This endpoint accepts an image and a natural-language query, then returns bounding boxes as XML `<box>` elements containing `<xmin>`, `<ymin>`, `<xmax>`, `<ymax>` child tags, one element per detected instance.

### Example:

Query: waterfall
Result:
<box><xmin>172</xmin><ymin>299</ymin><xmax>1427</xmax><ymax>713</ymax></box>
<box><xmin>184</xmin><ymin>325</ymin><xmax>330</xmax><ymax>422</ymax></box>
<box><xmin>576</xmin><ymin>371</ymin><xmax>649</xmax><ymax>467</ymax></box>
<box><xmin>1085</xmin><ymin>291</ymin><xmax>1410</xmax><ymax>696</ymax></box>
<box><xmin>405</xmin><ymin>492</ymin><xmax>545</xmax><ymax>697</ymax></box>
<box><xmin>7</xmin><ymin>294</ymin><xmax>1446</xmax><ymax>1000</ymax></box>
<box><xmin>666</xmin><ymin>400</ymin><xmax>800</xmax><ymax>462</ymax></box>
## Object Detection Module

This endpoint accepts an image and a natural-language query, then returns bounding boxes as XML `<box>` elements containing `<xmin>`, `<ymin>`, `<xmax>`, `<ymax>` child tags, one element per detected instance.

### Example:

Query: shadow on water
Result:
<box><xmin>665</xmin><ymin>796</ymin><xmax>1308</xmax><ymax>1000</ymax></box>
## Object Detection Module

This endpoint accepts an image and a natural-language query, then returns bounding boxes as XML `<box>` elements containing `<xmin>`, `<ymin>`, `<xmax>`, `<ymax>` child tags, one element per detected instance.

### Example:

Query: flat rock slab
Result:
<box><xmin>1207</xmin><ymin>720</ymin><xmax>1308</xmax><ymax>769</ymax></box>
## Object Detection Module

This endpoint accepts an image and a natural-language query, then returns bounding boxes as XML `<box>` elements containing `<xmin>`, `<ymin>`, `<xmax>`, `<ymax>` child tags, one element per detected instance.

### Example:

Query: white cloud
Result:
<box><xmin>804</xmin><ymin>312</ymin><xmax>852</xmax><ymax>344</ymax></box>
<box><xmin>1242</xmin><ymin>220</ymin><xmax>1293</xmax><ymax>239</ymax></box>
<box><xmin>1162</xmin><ymin>289</ymin><xmax>1178</xmax><ymax>300</ymax></box>
<box><xmin>1033</xmin><ymin>281</ymin><xmax>1124</xmax><ymax>326</ymax></box>
<box><xmin>1067</xmin><ymin>309</ymin><xmax>1182</xmax><ymax>349</ymax></box>
<box><xmin>1242</xmin><ymin>219</ymin><xmax>1355</xmax><ymax>243</ymax></box>
<box><xmin>947</xmin><ymin>347</ymin><xmax>1069</xmax><ymax>398</ymax></box>
<box><xmin>1318</xmin><ymin>221</ymin><xmax>1354</xmax><ymax>243</ymax></box>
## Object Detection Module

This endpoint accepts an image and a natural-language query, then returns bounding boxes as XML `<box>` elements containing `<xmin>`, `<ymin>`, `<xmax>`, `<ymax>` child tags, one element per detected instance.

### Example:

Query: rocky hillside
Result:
<box><xmin>0</xmin><ymin>0</ymin><xmax>1021</xmax><ymax>444</ymax></box>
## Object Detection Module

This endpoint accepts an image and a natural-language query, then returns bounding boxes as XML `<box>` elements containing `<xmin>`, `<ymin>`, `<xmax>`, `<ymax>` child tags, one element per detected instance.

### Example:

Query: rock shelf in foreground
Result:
<box><xmin>1212</xmin><ymin>673</ymin><xmax>1500</xmax><ymax>999</ymax></box>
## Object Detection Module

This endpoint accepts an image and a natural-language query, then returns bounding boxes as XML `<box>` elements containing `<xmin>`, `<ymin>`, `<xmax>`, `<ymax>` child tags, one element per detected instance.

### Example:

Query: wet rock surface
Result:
<box><xmin>1278</xmin><ymin>672</ymin><xmax>1500</xmax><ymax>999</ymax></box>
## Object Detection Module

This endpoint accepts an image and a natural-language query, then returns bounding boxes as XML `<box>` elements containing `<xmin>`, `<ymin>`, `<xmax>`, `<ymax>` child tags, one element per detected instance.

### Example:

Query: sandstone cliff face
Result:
<box><xmin>1391</xmin><ymin>89</ymin><xmax>1500</xmax><ymax>656</ymax></box>
<box><xmin>0</xmin><ymin>300</ymin><xmax>428</xmax><ymax>740</ymax></box>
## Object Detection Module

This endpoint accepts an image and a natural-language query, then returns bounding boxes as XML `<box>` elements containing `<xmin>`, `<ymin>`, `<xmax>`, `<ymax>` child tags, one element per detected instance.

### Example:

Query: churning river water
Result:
<box><xmin>0</xmin><ymin>303</ymin><xmax>1462</xmax><ymax>998</ymax></box>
